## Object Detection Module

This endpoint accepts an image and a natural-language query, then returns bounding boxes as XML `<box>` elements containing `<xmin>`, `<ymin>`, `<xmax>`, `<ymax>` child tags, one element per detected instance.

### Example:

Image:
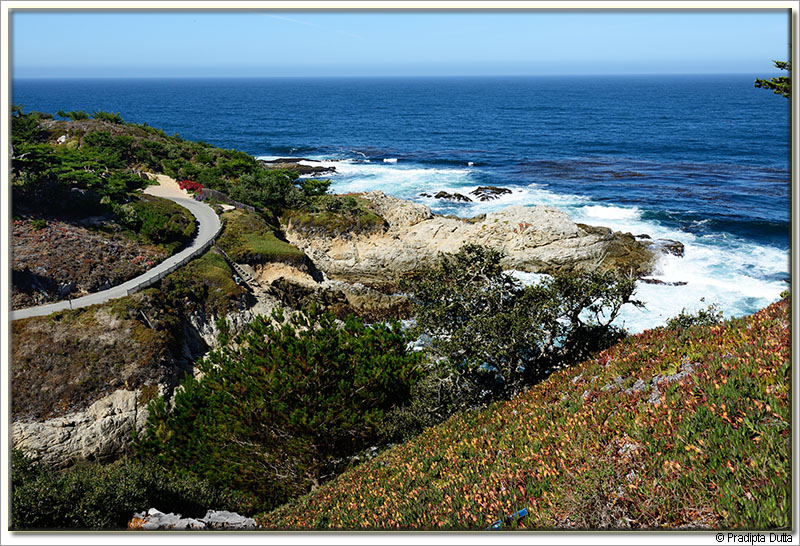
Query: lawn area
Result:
<box><xmin>216</xmin><ymin>208</ymin><xmax>306</xmax><ymax>265</ymax></box>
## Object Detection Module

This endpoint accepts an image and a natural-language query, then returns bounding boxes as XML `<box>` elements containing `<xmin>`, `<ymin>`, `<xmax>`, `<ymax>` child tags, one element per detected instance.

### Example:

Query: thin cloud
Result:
<box><xmin>265</xmin><ymin>13</ymin><xmax>363</xmax><ymax>40</ymax></box>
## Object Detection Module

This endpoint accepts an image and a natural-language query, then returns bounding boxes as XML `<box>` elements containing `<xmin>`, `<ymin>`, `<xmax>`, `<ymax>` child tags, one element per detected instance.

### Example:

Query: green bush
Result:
<box><xmin>229</xmin><ymin>168</ymin><xmax>303</xmax><ymax>213</ymax></box>
<box><xmin>92</xmin><ymin>110</ymin><xmax>125</xmax><ymax>124</ymax></box>
<box><xmin>135</xmin><ymin>306</ymin><xmax>422</xmax><ymax>512</ymax></box>
<box><xmin>118</xmin><ymin>195</ymin><xmax>196</xmax><ymax>253</ymax></box>
<box><xmin>665</xmin><ymin>302</ymin><xmax>723</xmax><ymax>330</ymax></box>
<box><xmin>56</xmin><ymin>109</ymin><xmax>90</xmax><ymax>120</ymax></box>
<box><xmin>11</xmin><ymin>450</ymin><xmax>248</xmax><ymax>530</ymax></box>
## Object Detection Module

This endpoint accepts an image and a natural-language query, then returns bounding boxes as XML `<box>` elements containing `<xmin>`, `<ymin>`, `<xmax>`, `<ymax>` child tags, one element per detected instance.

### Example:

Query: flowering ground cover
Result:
<box><xmin>260</xmin><ymin>298</ymin><xmax>790</xmax><ymax>530</ymax></box>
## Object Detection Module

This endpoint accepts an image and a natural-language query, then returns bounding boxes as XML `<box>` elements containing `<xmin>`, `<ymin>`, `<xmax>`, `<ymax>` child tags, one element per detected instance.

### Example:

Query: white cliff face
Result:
<box><xmin>282</xmin><ymin>191</ymin><xmax>656</xmax><ymax>285</ymax></box>
<box><xmin>12</xmin><ymin>389</ymin><xmax>151</xmax><ymax>468</ymax></box>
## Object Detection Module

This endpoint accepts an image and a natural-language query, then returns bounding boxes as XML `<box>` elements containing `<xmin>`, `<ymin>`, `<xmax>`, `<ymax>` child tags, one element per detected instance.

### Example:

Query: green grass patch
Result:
<box><xmin>158</xmin><ymin>250</ymin><xmax>243</xmax><ymax>317</ymax></box>
<box><xmin>259</xmin><ymin>298</ymin><xmax>790</xmax><ymax>530</ymax></box>
<box><xmin>217</xmin><ymin>208</ymin><xmax>306</xmax><ymax>265</ymax></box>
<box><xmin>281</xmin><ymin>194</ymin><xmax>387</xmax><ymax>237</ymax></box>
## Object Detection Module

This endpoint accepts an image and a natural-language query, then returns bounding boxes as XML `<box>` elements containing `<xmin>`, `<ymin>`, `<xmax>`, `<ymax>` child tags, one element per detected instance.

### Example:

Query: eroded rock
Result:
<box><xmin>12</xmin><ymin>389</ymin><xmax>150</xmax><ymax>468</ymax></box>
<box><xmin>283</xmin><ymin>191</ymin><xmax>661</xmax><ymax>288</ymax></box>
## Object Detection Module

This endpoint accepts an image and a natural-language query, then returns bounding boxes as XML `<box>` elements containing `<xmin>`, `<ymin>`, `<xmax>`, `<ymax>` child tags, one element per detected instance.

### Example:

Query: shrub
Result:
<box><xmin>178</xmin><ymin>179</ymin><xmax>203</xmax><ymax>193</ymax></box>
<box><xmin>92</xmin><ymin>110</ymin><xmax>125</xmax><ymax>124</ymax></box>
<box><xmin>665</xmin><ymin>302</ymin><xmax>723</xmax><ymax>330</ymax></box>
<box><xmin>56</xmin><ymin>109</ymin><xmax>90</xmax><ymax>121</ymax></box>
<box><xmin>135</xmin><ymin>306</ymin><xmax>422</xmax><ymax>512</ymax></box>
<box><xmin>229</xmin><ymin>168</ymin><xmax>302</xmax><ymax>213</ymax></box>
<box><xmin>11</xmin><ymin>450</ymin><xmax>248</xmax><ymax>530</ymax></box>
<box><xmin>118</xmin><ymin>195</ymin><xmax>196</xmax><ymax>253</ymax></box>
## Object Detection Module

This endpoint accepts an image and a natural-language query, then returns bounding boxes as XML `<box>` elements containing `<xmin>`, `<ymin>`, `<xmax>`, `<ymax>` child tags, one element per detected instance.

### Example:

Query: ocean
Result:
<box><xmin>12</xmin><ymin>75</ymin><xmax>792</xmax><ymax>332</ymax></box>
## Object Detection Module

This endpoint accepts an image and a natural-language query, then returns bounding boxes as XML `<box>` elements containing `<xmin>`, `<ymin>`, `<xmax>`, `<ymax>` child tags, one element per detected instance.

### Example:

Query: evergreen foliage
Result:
<box><xmin>135</xmin><ymin>306</ymin><xmax>422</xmax><ymax>512</ymax></box>
<box><xmin>11</xmin><ymin>450</ymin><xmax>247</xmax><ymax>530</ymax></box>
<box><xmin>754</xmin><ymin>61</ymin><xmax>791</xmax><ymax>98</ymax></box>
<box><xmin>665</xmin><ymin>303</ymin><xmax>724</xmax><ymax>330</ymax></box>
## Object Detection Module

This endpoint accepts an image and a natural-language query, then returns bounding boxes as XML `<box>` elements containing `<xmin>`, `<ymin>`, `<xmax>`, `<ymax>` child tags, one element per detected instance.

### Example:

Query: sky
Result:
<box><xmin>9</xmin><ymin>9</ymin><xmax>793</xmax><ymax>78</ymax></box>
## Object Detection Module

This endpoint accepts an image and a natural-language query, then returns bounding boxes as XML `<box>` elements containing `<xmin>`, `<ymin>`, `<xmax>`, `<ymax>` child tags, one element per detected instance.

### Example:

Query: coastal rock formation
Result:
<box><xmin>10</xmin><ymin>289</ymin><xmax>281</xmax><ymax>468</ymax></box>
<box><xmin>12</xmin><ymin>389</ymin><xmax>150</xmax><ymax>469</ymax></box>
<box><xmin>282</xmin><ymin>191</ymin><xmax>661</xmax><ymax>287</ymax></box>
<box><xmin>470</xmin><ymin>185</ymin><xmax>513</xmax><ymax>201</ymax></box>
<box><xmin>255</xmin><ymin>261</ymin><xmax>410</xmax><ymax>321</ymax></box>
<box><xmin>419</xmin><ymin>191</ymin><xmax>473</xmax><ymax>202</ymax></box>
<box><xmin>260</xmin><ymin>157</ymin><xmax>335</xmax><ymax>175</ymax></box>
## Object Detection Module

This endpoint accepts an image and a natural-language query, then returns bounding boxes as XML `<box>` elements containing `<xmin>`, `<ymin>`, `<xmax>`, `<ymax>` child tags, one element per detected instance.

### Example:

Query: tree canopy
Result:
<box><xmin>404</xmin><ymin>244</ymin><xmax>641</xmax><ymax>400</ymax></box>
<box><xmin>754</xmin><ymin>60</ymin><xmax>791</xmax><ymax>99</ymax></box>
<box><xmin>135</xmin><ymin>306</ymin><xmax>422</xmax><ymax>512</ymax></box>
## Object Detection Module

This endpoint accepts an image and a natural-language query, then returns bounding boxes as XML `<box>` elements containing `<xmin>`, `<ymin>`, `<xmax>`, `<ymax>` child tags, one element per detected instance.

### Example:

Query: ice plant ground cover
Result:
<box><xmin>260</xmin><ymin>298</ymin><xmax>790</xmax><ymax>530</ymax></box>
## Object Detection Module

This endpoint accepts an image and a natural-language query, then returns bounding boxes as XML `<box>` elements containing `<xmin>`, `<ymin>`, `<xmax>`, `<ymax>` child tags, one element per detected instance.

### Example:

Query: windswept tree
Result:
<box><xmin>755</xmin><ymin>60</ymin><xmax>791</xmax><ymax>98</ymax></box>
<box><xmin>135</xmin><ymin>306</ymin><xmax>422</xmax><ymax>512</ymax></box>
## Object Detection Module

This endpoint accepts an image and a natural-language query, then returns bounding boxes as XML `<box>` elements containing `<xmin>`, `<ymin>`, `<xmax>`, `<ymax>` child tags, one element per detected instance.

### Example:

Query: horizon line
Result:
<box><xmin>12</xmin><ymin>71</ymin><xmax>776</xmax><ymax>80</ymax></box>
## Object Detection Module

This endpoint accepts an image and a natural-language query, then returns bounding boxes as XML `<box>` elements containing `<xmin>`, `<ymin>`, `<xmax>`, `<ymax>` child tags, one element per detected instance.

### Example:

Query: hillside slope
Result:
<box><xmin>260</xmin><ymin>298</ymin><xmax>790</xmax><ymax>530</ymax></box>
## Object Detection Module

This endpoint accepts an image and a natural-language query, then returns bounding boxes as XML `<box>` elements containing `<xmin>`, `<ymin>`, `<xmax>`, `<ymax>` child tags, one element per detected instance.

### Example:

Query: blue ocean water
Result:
<box><xmin>12</xmin><ymin>75</ymin><xmax>791</xmax><ymax>332</ymax></box>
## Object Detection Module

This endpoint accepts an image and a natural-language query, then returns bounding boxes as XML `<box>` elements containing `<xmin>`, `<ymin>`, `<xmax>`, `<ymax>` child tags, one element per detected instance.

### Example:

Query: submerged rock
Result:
<box><xmin>470</xmin><ymin>186</ymin><xmax>513</xmax><ymax>201</ymax></box>
<box><xmin>640</xmin><ymin>278</ymin><xmax>688</xmax><ymax>286</ymax></box>
<box><xmin>430</xmin><ymin>191</ymin><xmax>473</xmax><ymax>202</ymax></box>
<box><xmin>260</xmin><ymin>157</ymin><xmax>335</xmax><ymax>175</ymax></box>
<box><xmin>651</xmin><ymin>239</ymin><xmax>685</xmax><ymax>257</ymax></box>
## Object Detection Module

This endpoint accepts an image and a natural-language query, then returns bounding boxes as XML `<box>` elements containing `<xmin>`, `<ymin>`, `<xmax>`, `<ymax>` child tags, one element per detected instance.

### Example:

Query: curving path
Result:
<box><xmin>10</xmin><ymin>176</ymin><xmax>222</xmax><ymax>321</ymax></box>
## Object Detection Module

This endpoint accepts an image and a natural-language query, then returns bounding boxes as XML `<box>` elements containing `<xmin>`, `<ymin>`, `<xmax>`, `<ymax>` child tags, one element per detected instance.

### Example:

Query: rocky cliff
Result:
<box><xmin>282</xmin><ymin>191</ymin><xmax>661</xmax><ymax>288</ymax></box>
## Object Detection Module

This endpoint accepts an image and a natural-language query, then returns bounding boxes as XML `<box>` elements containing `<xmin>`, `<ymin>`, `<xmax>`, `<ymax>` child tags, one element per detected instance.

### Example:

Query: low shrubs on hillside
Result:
<box><xmin>260</xmin><ymin>297</ymin><xmax>790</xmax><ymax>530</ymax></box>
<box><xmin>157</xmin><ymin>250</ymin><xmax>244</xmax><ymax>317</ymax></box>
<box><xmin>11</xmin><ymin>303</ymin><xmax>176</xmax><ymax>421</ymax></box>
<box><xmin>116</xmin><ymin>194</ymin><xmax>196</xmax><ymax>254</ymax></box>
<box><xmin>11</xmin><ymin>450</ymin><xmax>247</xmax><ymax>530</ymax></box>
<box><xmin>281</xmin><ymin>194</ymin><xmax>387</xmax><ymax>237</ymax></box>
<box><xmin>135</xmin><ymin>306</ymin><xmax>423</xmax><ymax>513</ymax></box>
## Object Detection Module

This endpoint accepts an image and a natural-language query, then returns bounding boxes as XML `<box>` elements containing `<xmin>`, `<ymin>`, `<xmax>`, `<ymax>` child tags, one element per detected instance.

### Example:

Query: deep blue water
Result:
<box><xmin>12</xmin><ymin>75</ymin><xmax>792</xmax><ymax>331</ymax></box>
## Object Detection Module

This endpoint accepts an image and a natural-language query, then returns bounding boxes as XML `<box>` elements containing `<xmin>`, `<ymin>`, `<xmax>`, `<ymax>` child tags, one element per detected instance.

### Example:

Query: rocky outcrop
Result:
<box><xmin>255</xmin><ymin>261</ymin><xmax>411</xmax><ymax>321</ymax></box>
<box><xmin>282</xmin><ymin>191</ymin><xmax>663</xmax><ymax>288</ymax></box>
<box><xmin>260</xmin><ymin>157</ymin><xmax>335</xmax><ymax>175</ymax></box>
<box><xmin>11</xmin><ymin>286</ymin><xmax>280</xmax><ymax>468</ymax></box>
<box><xmin>470</xmin><ymin>186</ymin><xmax>512</xmax><ymax>201</ymax></box>
<box><xmin>419</xmin><ymin>191</ymin><xmax>472</xmax><ymax>202</ymax></box>
<box><xmin>129</xmin><ymin>508</ymin><xmax>259</xmax><ymax>530</ymax></box>
<box><xmin>12</xmin><ymin>389</ymin><xmax>151</xmax><ymax>469</ymax></box>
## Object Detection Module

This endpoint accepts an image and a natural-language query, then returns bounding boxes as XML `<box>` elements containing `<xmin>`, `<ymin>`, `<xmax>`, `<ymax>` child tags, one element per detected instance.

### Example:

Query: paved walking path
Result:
<box><xmin>10</xmin><ymin>176</ymin><xmax>221</xmax><ymax>321</ymax></box>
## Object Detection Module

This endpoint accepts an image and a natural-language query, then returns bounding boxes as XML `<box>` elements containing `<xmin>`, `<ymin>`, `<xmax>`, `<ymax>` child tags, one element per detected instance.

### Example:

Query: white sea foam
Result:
<box><xmin>383</xmin><ymin>158</ymin><xmax>398</xmax><ymax>163</ymax></box>
<box><xmin>579</xmin><ymin>205</ymin><xmax>642</xmax><ymax>221</ymax></box>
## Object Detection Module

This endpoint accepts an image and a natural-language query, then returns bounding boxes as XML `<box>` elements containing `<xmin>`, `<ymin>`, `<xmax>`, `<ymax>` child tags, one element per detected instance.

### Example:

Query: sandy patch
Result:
<box><xmin>142</xmin><ymin>173</ymin><xmax>190</xmax><ymax>199</ymax></box>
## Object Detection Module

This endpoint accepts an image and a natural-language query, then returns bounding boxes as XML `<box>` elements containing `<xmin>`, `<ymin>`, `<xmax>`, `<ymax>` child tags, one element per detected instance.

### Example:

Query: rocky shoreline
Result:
<box><xmin>281</xmin><ymin>190</ymin><xmax>672</xmax><ymax>288</ymax></box>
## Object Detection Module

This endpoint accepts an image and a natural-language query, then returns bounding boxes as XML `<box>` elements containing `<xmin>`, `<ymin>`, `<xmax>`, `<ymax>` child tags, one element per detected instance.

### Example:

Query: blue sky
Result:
<box><xmin>11</xmin><ymin>9</ymin><xmax>791</xmax><ymax>78</ymax></box>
